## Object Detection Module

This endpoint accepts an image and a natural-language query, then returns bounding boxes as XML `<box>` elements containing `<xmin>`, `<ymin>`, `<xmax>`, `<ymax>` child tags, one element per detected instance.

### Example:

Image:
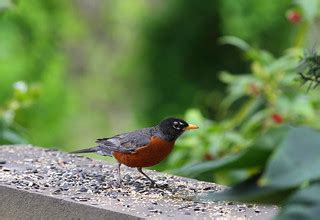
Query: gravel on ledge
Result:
<box><xmin>0</xmin><ymin>145</ymin><xmax>278</xmax><ymax>219</ymax></box>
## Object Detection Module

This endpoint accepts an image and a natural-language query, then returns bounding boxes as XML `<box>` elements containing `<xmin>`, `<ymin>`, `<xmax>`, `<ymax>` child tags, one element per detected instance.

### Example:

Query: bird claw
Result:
<box><xmin>149</xmin><ymin>181</ymin><xmax>157</xmax><ymax>188</ymax></box>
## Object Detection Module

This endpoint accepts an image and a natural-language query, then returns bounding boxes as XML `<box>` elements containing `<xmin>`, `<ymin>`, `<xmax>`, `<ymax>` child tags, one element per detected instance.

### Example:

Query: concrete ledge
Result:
<box><xmin>1</xmin><ymin>185</ymin><xmax>139</xmax><ymax>220</ymax></box>
<box><xmin>0</xmin><ymin>145</ymin><xmax>278</xmax><ymax>219</ymax></box>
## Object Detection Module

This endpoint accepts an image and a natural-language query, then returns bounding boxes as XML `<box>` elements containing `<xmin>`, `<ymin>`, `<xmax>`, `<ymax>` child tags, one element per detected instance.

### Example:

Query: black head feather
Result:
<box><xmin>157</xmin><ymin>117</ymin><xmax>191</xmax><ymax>141</ymax></box>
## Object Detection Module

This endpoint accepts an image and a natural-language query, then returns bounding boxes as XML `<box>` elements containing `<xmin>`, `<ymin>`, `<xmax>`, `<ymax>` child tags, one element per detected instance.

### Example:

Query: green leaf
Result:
<box><xmin>240</xmin><ymin>110</ymin><xmax>267</xmax><ymax>134</ymax></box>
<box><xmin>1</xmin><ymin>129</ymin><xmax>27</xmax><ymax>144</ymax></box>
<box><xmin>202</xmin><ymin>174</ymin><xmax>294</xmax><ymax>204</ymax></box>
<box><xmin>229</xmin><ymin>97</ymin><xmax>262</xmax><ymax>128</ymax></box>
<box><xmin>219</xmin><ymin>72</ymin><xmax>259</xmax><ymax>109</ymax></box>
<box><xmin>277</xmin><ymin>183</ymin><xmax>320</xmax><ymax>220</ymax></box>
<box><xmin>262</xmin><ymin>126</ymin><xmax>320</xmax><ymax>188</ymax></box>
<box><xmin>177</xmin><ymin>126</ymin><xmax>289</xmax><ymax>177</ymax></box>
<box><xmin>219</xmin><ymin>36</ymin><xmax>251</xmax><ymax>51</ymax></box>
<box><xmin>177</xmin><ymin>154</ymin><xmax>239</xmax><ymax>177</ymax></box>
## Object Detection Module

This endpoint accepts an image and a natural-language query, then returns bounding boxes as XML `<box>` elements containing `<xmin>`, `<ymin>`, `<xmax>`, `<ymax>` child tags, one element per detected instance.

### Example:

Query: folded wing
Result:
<box><xmin>95</xmin><ymin>128</ymin><xmax>153</xmax><ymax>155</ymax></box>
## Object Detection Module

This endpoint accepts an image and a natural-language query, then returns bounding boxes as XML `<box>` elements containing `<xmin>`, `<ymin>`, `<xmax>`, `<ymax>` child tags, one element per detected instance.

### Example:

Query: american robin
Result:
<box><xmin>71</xmin><ymin>117</ymin><xmax>198</xmax><ymax>186</ymax></box>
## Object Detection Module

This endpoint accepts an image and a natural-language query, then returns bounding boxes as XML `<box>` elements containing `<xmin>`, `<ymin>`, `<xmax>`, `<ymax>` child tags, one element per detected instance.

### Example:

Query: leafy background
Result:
<box><xmin>1</xmin><ymin>0</ymin><xmax>320</xmax><ymax>219</ymax></box>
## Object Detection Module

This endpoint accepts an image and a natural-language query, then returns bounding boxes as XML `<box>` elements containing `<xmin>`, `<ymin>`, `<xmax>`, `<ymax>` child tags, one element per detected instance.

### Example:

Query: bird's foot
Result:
<box><xmin>149</xmin><ymin>180</ymin><xmax>157</xmax><ymax>188</ymax></box>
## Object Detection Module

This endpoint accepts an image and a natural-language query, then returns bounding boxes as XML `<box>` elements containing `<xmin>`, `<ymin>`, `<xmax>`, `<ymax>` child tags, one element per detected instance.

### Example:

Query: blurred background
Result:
<box><xmin>1</xmin><ymin>0</ymin><xmax>320</xmax><ymax>184</ymax></box>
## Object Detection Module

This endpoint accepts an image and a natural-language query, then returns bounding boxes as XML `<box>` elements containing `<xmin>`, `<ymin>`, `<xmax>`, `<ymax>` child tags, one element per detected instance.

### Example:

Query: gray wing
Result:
<box><xmin>95</xmin><ymin>128</ymin><xmax>153</xmax><ymax>155</ymax></box>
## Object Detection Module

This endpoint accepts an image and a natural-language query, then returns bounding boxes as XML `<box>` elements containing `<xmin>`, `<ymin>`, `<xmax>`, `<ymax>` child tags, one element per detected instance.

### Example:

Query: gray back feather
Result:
<box><xmin>95</xmin><ymin>127</ymin><xmax>154</xmax><ymax>154</ymax></box>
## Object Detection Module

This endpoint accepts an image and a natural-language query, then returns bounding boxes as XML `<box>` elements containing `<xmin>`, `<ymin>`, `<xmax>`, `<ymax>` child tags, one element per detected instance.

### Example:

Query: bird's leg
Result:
<box><xmin>137</xmin><ymin>167</ymin><xmax>156</xmax><ymax>186</ymax></box>
<box><xmin>117</xmin><ymin>163</ymin><xmax>122</xmax><ymax>187</ymax></box>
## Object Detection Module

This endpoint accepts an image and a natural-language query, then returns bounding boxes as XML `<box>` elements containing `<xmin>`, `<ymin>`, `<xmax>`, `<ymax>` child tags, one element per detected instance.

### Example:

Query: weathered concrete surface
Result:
<box><xmin>0</xmin><ymin>145</ymin><xmax>278</xmax><ymax>219</ymax></box>
<box><xmin>1</xmin><ymin>185</ymin><xmax>140</xmax><ymax>220</ymax></box>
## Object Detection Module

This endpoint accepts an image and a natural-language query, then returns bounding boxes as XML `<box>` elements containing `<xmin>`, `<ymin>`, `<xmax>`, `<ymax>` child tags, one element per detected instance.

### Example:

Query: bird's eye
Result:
<box><xmin>173</xmin><ymin>121</ymin><xmax>180</xmax><ymax>129</ymax></box>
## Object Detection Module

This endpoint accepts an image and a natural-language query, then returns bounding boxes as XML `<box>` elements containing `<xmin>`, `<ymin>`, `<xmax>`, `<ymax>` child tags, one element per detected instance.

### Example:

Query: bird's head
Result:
<box><xmin>158</xmin><ymin>117</ymin><xmax>198</xmax><ymax>141</ymax></box>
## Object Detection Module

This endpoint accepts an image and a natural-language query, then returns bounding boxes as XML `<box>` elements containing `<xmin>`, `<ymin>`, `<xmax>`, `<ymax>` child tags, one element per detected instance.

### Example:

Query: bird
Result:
<box><xmin>71</xmin><ymin>117</ymin><xmax>198</xmax><ymax>186</ymax></box>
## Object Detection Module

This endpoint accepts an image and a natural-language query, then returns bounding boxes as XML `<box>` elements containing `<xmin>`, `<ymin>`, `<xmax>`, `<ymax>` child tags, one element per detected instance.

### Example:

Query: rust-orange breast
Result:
<box><xmin>112</xmin><ymin>136</ymin><xmax>175</xmax><ymax>168</ymax></box>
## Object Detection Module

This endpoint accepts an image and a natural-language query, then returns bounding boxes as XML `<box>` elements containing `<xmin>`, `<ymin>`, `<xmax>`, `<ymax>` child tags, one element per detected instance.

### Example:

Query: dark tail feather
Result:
<box><xmin>70</xmin><ymin>147</ymin><xmax>98</xmax><ymax>154</ymax></box>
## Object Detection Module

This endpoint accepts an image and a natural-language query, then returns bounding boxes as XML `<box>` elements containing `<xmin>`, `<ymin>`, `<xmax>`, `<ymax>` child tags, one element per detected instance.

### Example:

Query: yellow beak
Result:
<box><xmin>184</xmin><ymin>124</ymin><xmax>199</xmax><ymax>130</ymax></box>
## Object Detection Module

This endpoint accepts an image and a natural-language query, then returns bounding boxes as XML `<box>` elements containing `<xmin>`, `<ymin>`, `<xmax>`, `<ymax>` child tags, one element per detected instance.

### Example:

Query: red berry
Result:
<box><xmin>272</xmin><ymin>113</ymin><xmax>284</xmax><ymax>124</ymax></box>
<box><xmin>286</xmin><ymin>10</ymin><xmax>301</xmax><ymax>24</ymax></box>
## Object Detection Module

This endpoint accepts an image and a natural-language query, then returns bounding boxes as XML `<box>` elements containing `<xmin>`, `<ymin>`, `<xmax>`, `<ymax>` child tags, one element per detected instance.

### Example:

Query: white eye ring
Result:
<box><xmin>173</xmin><ymin>121</ymin><xmax>180</xmax><ymax>129</ymax></box>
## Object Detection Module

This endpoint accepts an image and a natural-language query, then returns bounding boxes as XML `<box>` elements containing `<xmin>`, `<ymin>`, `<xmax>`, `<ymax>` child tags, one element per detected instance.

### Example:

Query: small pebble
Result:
<box><xmin>149</xmin><ymin>209</ymin><xmax>162</xmax><ymax>214</ymax></box>
<box><xmin>203</xmin><ymin>186</ymin><xmax>215</xmax><ymax>191</ymax></box>
<box><xmin>61</xmin><ymin>182</ymin><xmax>70</xmax><ymax>190</ymax></box>
<box><xmin>71</xmin><ymin>197</ymin><xmax>90</xmax><ymax>202</ymax></box>
<box><xmin>194</xmin><ymin>207</ymin><xmax>201</xmax><ymax>212</ymax></box>
<box><xmin>52</xmin><ymin>189</ymin><xmax>61</xmax><ymax>194</ymax></box>
<box><xmin>79</xmin><ymin>187</ymin><xmax>88</xmax><ymax>192</ymax></box>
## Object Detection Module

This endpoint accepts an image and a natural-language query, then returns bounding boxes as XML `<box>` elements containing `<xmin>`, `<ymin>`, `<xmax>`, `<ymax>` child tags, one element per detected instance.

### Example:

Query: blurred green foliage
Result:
<box><xmin>170</xmin><ymin>1</ymin><xmax>320</xmax><ymax>219</ymax></box>
<box><xmin>198</xmin><ymin>121</ymin><xmax>320</xmax><ymax>220</ymax></box>
<box><xmin>171</xmin><ymin>42</ymin><xmax>319</xmax><ymax>181</ymax></box>
<box><xmin>0</xmin><ymin>0</ymin><xmax>78</xmax><ymax>146</ymax></box>
<box><xmin>220</xmin><ymin>0</ymin><xmax>293</xmax><ymax>53</ymax></box>
<box><xmin>132</xmin><ymin>0</ymin><xmax>294</xmax><ymax>125</ymax></box>
<box><xmin>0</xmin><ymin>81</ymin><xmax>39</xmax><ymax>144</ymax></box>
<box><xmin>168</xmin><ymin>0</ymin><xmax>320</xmax><ymax>183</ymax></box>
